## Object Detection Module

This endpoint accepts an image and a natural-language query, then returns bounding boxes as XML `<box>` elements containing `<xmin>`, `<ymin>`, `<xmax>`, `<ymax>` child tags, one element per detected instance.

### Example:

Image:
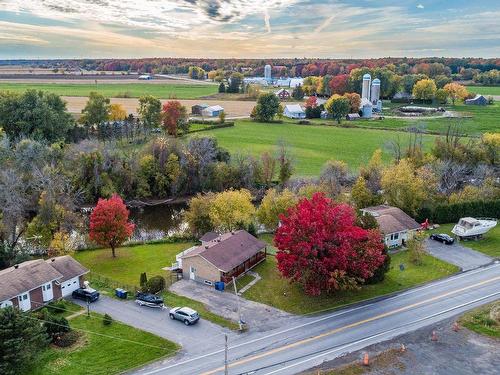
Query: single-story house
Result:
<box><xmin>465</xmin><ymin>94</ymin><xmax>488</xmax><ymax>106</ymax></box>
<box><xmin>180</xmin><ymin>230</ymin><xmax>267</xmax><ymax>286</ymax></box>
<box><xmin>360</xmin><ymin>205</ymin><xmax>421</xmax><ymax>248</ymax></box>
<box><xmin>201</xmin><ymin>105</ymin><xmax>224</xmax><ymax>117</ymax></box>
<box><xmin>191</xmin><ymin>104</ymin><xmax>209</xmax><ymax>115</ymax></box>
<box><xmin>284</xmin><ymin>104</ymin><xmax>306</xmax><ymax>119</ymax></box>
<box><xmin>0</xmin><ymin>256</ymin><xmax>89</xmax><ymax>312</ymax></box>
<box><xmin>275</xmin><ymin>88</ymin><xmax>291</xmax><ymax>100</ymax></box>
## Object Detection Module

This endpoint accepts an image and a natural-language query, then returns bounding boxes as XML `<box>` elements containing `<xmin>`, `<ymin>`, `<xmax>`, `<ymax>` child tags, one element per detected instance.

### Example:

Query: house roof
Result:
<box><xmin>204</xmin><ymin>105</ymin><xmax>224</xmax><ymax>111</ymax></box>
<box><xmin>0</xmin><ymin>260</ymin><xmax>63</xmax><ymax>302</ymax></box>
<box><xmin>285</xmin><ymin>104</ymin><xmax>304</xmax><ymax>113</ymax></box>
<box><xmin>45</xmin><ymin>256</ymin><xmax>89</xmax><ymax>283</ymax></box>
<box><xmin>199</xmin><ymin>231</ymin><xmax>219</xmax><ymax>242</ymax></box>
<box><xmin>275</xmin><ymin>88</ymin><xmax>290</xmax><ymax>95</ymax></box>
<box><xmin>362</xmin><ymin>205</ymin><xmax>420</xmax><ymax>235</ymax></box>
<box><xmin>181</xmin><ymin>230</ymin><xmax>266</xmax><ymax>273</ymax></box>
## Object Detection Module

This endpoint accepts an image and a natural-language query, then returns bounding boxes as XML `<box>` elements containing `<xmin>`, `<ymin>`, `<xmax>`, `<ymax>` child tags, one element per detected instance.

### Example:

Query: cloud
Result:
<box><xmin>315</xmin><ymin>15</ymin><xmax>335</xmax><ymax>34</ymax></box>
<box><xmin>416</xmin><ymin>4</ymin><xmax>424</xmax><ymax>9</ymax></box>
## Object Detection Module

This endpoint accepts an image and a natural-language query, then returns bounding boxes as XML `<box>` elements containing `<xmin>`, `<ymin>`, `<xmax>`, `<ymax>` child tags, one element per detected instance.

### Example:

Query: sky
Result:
<box><xmin>0</xmin><ymin>0</ymin><xmax>499</xmax><ymax>59</ymax></box>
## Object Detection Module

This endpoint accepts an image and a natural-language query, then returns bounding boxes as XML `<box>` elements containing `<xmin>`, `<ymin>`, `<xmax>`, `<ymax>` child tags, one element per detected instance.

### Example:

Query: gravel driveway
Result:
<box><xmin>425</xmin><ymin>239</ymin><xmax>492</xmax><ymax>271</ymax></box>
<box><xmin>72</xmin><ymin>295</ymin><xmax>231</xmax><ymax>357</ymax></box>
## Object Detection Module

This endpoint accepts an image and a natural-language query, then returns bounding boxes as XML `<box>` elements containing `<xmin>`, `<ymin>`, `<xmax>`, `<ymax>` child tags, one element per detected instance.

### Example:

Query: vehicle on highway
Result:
<box><xmin>72</xmin><ymin>288</ymin><xmax>100</xmax><ymax>302</ymax></box>
<box><xmin>135</xmin><ymin>292</ymin><xmax>164</xmax><ymax>308</ymax></box>
<box><xmin>430</xmin><ymin>233</ymin><xmax>455</xmax><ymax>245</ymax></box>
<box><xmin>169</xmin><ymin>307</ymin><xmax>200</xmax><ymax>325</ymax></box>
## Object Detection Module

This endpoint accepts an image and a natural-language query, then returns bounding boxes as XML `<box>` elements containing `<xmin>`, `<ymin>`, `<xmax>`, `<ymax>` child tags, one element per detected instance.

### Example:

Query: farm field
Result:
<box><xmin>0</xmin><ymin>82</ymin><xmax>217</xmax><ymax>99</ymax></box>
<box><xmin>466</xmin><ymin>85</ymin><xmax>500</xmax><ymax>95</ymax></box>
<box><xmin>201</xmin><ymin>120</ymin><xmax>438</xmax><ymax>175</ymax></box>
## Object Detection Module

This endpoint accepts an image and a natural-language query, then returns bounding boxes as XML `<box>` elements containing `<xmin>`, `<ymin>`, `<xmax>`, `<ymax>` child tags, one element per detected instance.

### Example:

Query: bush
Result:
<box><xmin>364</xmin><ymin>247</ymin><xmax>391</xmax><ymax>284</ymax></box>
<box><xmin>103</xmin><ymin>313</ymin><xmax>113</xmax><ymax>326</ymax></box>
<box><xmin>46</xmin><ymin>300</ymin><xmax>67</xmax><ymax>315</ymax></box>
<box><xmin>297</xmin><ymin>120</ymin><xmax>311</xmax><ymax>125</ymax></box>
<box><xmin>417</xmin><ymin>199</ymin><xmax>500</xmax><ymax>224</ymax></box>
<box><xmin>53</xmin><ymin>330</ymin><xmax>80</xmax><ymax>348</ymax></box>
<box><xmin>43</xmin><ymin>314</ymin><xmax>70</xmax><ymax>342</ymax></box>
<box><xmin>145</xmin><ymin>275</ymin><xmax>166</xmax><ymax>294</ymax></box>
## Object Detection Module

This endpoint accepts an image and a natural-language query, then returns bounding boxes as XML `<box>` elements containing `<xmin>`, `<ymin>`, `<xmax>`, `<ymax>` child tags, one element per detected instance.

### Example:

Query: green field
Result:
<box><xmin>459</xmin><ymin>302</ymin><xmax>500</xmax><ymax>338</ymax></box>
<box><xmin>239</xmin><ymin>252</ymin><xmax>458</xmax><ymax>314</ymax></box>
<box><xmin>26</xmin><ymin>312</ymin><xmax>179</xmax><ymax>375</ymax></box>
<box><xmin>466</xmin><ymin>85</ymin><xmax>500</xmax><ymax>95</ymax></box>
<box><xmin>0</xmin><ymin>82</ymin><xmax>217</xmax><ymax>99</ymax></box>
<box><xmin>201</xmin><ymin>120</ymin><xmax>438</xmax><ymax>175</ymax></box>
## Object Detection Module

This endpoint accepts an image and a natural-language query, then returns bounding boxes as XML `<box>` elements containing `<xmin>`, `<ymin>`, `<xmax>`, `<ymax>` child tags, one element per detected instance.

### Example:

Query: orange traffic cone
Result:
<box><xmin>431</xmin><ymin>330</ymin><xmax>438</xmax><ymax>341</ymax></box>
<box><xmin>363</xmin><ymin>353</ymin><xmax>369</xmax><ymax>366</ymax></box>
<box><xmin>452</xmin><ymin>322</ymin><xmax>460</xmax><ymax>332</ymax></box>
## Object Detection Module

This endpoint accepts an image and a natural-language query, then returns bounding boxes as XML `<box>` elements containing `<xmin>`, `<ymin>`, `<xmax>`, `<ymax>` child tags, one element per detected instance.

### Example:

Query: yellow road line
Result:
<box><xmin>200</xmin><ymin>275</ymin><xmax>500</xmax><ymax>375</ymax></box>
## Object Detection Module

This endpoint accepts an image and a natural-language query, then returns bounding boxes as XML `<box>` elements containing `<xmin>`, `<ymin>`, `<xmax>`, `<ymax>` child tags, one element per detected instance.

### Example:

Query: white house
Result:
<box><xmin>284</xmin><ymin>104</ymin><xmax>306</xmax><ymax>119</ymax></box>
<box><xmin>360</xmin><ymin>205</ymin><xmax>421</xmax><ymax>248</ymax></box>
<box><xmin>202</xmin><ymin>105</ymin><xmax>224</xmax><ymax>117</ymax></box>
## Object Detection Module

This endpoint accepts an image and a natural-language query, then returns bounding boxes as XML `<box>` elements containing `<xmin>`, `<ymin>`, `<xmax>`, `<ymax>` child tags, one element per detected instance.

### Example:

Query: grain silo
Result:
<box><xmin>264</xmin><ymin>64</ymin><xmax>272</xmax><ymax>82</ymax></box>
<box><xmin>362</xmin><ymin>73</ymin><xmax>371</xmax><ymax>101</ymax></box>
<box><xmin>370</xmin><ymin>78</ymin><xmax>381</xmax><ymax>104</ymax></box>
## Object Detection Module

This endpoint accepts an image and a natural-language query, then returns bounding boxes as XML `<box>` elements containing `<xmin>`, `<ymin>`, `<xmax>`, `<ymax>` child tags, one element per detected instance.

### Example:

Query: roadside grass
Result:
<box><xmin>0</xmin><ymin>82</ymin><xmax>217</xmax><ymax>99</ymax></box>
<box><xmin>466</xmin><ymin>85</ymin><xmax>500</xmax><ymax>96</ymax></box>
<box><xmin>459</xmin><ymin>302</ymin><xmax>500</xmax><ymax>338</ymax></box>
<box><xmin>429</xmin><ymin>223</ymin><xmax>500</xmax><ymax>258</ymax></box>
<box><xmin>240</xmin><ymin>252</ymin><xmax>458</xmax><ymax>315</ymax></box>
<box><xmin>201</xmin><ymin>119</ymin><xmax>438</xmax><ymax>175</ymax></box>
<box><xmin>25</xmin><ymin>312</ymin><xmax>179</xmax><ymax>375</ymax></box>
<box><xmin>73</xmin><ymin>241</ymin><xmax>194</xmax><ymax>286</ymax></box>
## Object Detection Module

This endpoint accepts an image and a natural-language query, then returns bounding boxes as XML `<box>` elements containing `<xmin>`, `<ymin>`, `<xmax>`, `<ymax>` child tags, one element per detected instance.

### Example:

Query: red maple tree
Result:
<box><xmin>274</xmin><ymin>193</ymin><xmax>385</xmax><ymax>296</ymax></box>
<box><xmin>305</xmin><ymin>96</ymin><xmax>318</xmax><ymax>109</ymax></box>
<box><xmin>329</xmin><ymin>74</ymin><xmax>349</xmax><ymax>95</ymax></box>
<box><xmin>162</xmin><ymin>100</ymin><xmax>186</xmax><ymax>136</ymax></box>
<box><xmin>89</xmin><ymin>194</ymin><xmax>135</xmax><ymax>258</ymax></box>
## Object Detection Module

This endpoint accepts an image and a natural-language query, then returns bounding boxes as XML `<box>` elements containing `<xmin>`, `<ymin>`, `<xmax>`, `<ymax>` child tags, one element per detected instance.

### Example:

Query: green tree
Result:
<box><xmin>291</xmin><ymin>84</ymin><xmax>304</xmax><ymax>100</ymax></box>
<box><xmin>218</xmin><ymin>82</ymin><xmax>226</xmax><ymax>93</ymax></box>
<box><xmin>0</xmin><ymin>90</ymin><xmax>75</xmax><ymax>142</ymax></box>
<box><xmin>80</xmin><ymin>91</ymin><xmax>110</xmax><ymax>126</ymax></box>
<box><xmin>412</xmin><ymin>79</ymin><xmax>437</xmax><ymax>100</ymax></box>
<box><xmin>227</xmin><ymin>72</ymin><xmax>244</xmax><ymax>93</ymax></box>
<box><xmin>0</xmin><ymin>307</ymin><xmax>49</xmax><ymax>375</ymax></box>
<box><xmin>351</xmin><ymin>176</ymin><xmax>375</xmax><ymax>209</ymax></box>
<box><xmin>325</xmin><ymin>95</ymin><xmax>350</xmax><ymax>124</ymax></box>
<box><xmin>257</xmin><ymin>188</ymin><xmax>297</xmax><ymax>231</ymax></box>
<box><xmin>407</xmin><ymin>232</ymin><xmax>426</xmax><ymax>265</ymax></box>
<box><xmin>188</xmin><ymin>66</ymin><xmax>206</xmax><ymax>80</ymax></box>
<box><xmin>435</xmin><ymin>88</ymin><xmax>449</xmax><ymax>104</ymax></box>
<box><xmin>209</xmin><ymin>189</ymin><xmax>255</xmax><ymax>232</ymax></box>
<box><xmin>138</xmin><ymin>95</ymin><xmax>162</xmax><ymax>128</ymax></box>
<box><xmin>184</xmin><ymin>193</ymin><xmax>216</xmax><ymax>237</ymax></box>
<box><xmin>254</xmin><ymin>92</ymin><xmax>280</xmax><ymax>122</ymax></box>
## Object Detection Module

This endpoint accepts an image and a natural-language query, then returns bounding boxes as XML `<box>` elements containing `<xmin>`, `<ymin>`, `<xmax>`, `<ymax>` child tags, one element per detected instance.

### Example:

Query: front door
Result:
<box><xmin>42</xmin><ymin>283</ymin><xmax>53</xmax><ymax>302</ymax></box>
<box><xmin>189</xmin><ymin>266</ymin><xmax>196</xmax><ymax>280</ymax></box>
<box><xmin>18</xmin><ymin>293</ymin><xmax>31</xmax><ymax>311</ymax></box>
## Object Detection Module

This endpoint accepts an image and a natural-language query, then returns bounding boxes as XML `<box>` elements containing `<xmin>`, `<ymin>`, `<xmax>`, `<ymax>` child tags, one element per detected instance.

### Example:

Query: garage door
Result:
<box><xmin>61</xmin><ymin>277</ymin><xmax>80</xmax><ymax>297</ymax></box>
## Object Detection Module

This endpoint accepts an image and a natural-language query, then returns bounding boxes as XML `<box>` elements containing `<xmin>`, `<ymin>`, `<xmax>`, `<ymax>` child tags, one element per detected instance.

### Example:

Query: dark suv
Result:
<box><xmin>72</xmin><ymin>288</ymin><xmax>100</xmax><ymax>302</ymax></box>
<box><xmin>135</xmin><ymin>292</ymin><xmax>164</xmax><ymax>308</ymax></box>
<box><xmin>430</xmin><ymin>233</ymin><xmax>455</xmax><ymax>245</ymax></box>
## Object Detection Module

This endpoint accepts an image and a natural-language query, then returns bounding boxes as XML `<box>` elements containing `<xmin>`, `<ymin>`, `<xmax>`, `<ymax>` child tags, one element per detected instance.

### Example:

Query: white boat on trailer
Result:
<box><xmin>452</xmin><ymin>217</ymin><xmax>497</xmax><ymax>239</ymax></box>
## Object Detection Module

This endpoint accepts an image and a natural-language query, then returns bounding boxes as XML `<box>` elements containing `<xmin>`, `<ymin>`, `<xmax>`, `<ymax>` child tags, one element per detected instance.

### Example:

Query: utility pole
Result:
<box><xmin>224</xmin><ymin>334</ymin><xmax>229</xmax><ymax>375</ymax></box>
<box><xmin>232</xmin><ymin>276</ymin><xmax>243</xmax><ymax>330</ymax></box>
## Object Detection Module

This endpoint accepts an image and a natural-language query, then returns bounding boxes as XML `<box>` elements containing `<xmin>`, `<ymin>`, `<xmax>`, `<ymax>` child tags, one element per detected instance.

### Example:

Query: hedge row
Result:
<box><xmin>187</xmin><ymin>123</ymin><xmax>235</xmax><ymax>134</ymax></box>
<box><xmin>417</xmin><ymin>200</ymin><xmax>500</xmax><ymax>224</ymax></box>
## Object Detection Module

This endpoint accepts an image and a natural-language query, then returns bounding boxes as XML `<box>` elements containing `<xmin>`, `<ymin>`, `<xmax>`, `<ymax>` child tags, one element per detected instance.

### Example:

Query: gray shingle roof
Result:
<box><xmin>362</xmin><ymin>205</ymin><xmax>420</xmax><ymax>235</ymax></box>
<box><xmin>45</xmin><ymin>256</ymin><xmax>88</xmax><ymax>283</ymax></box>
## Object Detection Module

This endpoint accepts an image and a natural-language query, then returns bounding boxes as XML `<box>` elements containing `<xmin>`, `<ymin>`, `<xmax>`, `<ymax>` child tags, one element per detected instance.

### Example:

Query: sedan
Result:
<box><xmin>72</xmin><ymin>288</ymin><xmax>100</xmax><ymax>303</ymax></box>
<box><xmin>430</xmin><ymin>233</ymin><xmax>455</xmax><ymax>245</ymax></box>
<box><xmin>135</xmin><ymin>292</ymin><xmax>164</xmax><ymax>308</ymax></box>
<box><xmin>169</xmin><ymin>307</ymin><xmax>200</xmax><ymax>325</ymax></box>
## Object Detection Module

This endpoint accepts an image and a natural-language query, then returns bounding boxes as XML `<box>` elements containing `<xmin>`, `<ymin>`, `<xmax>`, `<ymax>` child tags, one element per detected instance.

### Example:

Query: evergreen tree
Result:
<box><xmin>218</xmin><ymin>82</ymin><xmax>226</xmax><ymax>93</ymax></box>
<box><xmin>292</xmin><ymin>85</ymin><xmax>304</xmax><ymax>100</ymax></box>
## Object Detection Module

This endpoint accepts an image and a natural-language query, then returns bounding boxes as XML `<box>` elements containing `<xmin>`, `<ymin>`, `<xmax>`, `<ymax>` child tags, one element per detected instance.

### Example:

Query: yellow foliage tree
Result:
<box><xmin>482</xmin><ymin>132</ymin><xmax>500</xmax><ymax>165</ymax></box>
<box><xmin>48</xmin><ymin>231</ymin><xmax>74</xmax><ymax>258</ymax></box>
<box><xmin>443</xmin><ymin>83</ymin><xmax>469</xmax><ymax>105</ymax></box>
<box><xmin>412</xmin><ymin>79</ymin><xmax>437</xmax><ymax>100</ymax></box>
<box><xmin>209</xmin><ymin>189</ymin><xmax>255</xmax><ymax>232</ymax></box>
<box><xmin>108</xmin><ymin>103</ymin><xmax>127</xmax><ymax>121</ymax></box>
<box><xmin>381</xmin><ymin>159</ymin><xmax>426</xmax><ymax>216</ymax></box>
<box><xmin>351</xmin><ymin>176</ymin><xmax>375</xmax><ymax>209</ymax></box>
<box><xmin>257</xmin><ymin>189</ymin><xmax>298</xmax><ymax>231</ymax></box>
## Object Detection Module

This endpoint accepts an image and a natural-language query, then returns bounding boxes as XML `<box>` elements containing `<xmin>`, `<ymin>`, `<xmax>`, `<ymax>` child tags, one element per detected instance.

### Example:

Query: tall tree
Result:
<box><xmin>275</xmin><ymin>193</ymin><xmax>385</xmax><ymax>295</ymax></box>
<box><xmin>227</xmin><ymin>72</ymin><xmax>244</xmax><ymax>93</ymax></box>
<box><xmin>80</xmin><ymin>91</ymin><xmax>110</xmax><ymax>126</ymax></box>
<box><xmin>209</xmin><ymin>189</ymin><xmax>255</xmax><ymax>232</ymax></box>
<box><xmin>291</xmin><ymin>84</ymin><xmax>305</xmax><ymax>100</ymax></box>
<box><xmin>443</xmin><ymin>83</ymin><xmax>469</xmax><ymax>105</ymax></box>
<box><xmin>108</xmin><ymin>103</ymin><xmax>127</xmax><ymax>121</ymax></box>
<box><xmin>138</xmin><ymin>95</ymin><xmax>162</xmax><ymax>128</ymax></box>
<box><xmin>257</xmin><ymin>188</ymin><xmax>297</xmax><ymax>231</ymax></box>
<box><xmin>412</xmin><ymin>79</ymin><xmax>437</xmax><ymax>100</ymax></box>
<box><xmin>0</xmin><ymin>307</ymin><xmax>49</xmax><ymax>375</ymax></box>
<box><xmin>329</xmin><ymin>74</ymin><xmax>349</xmax><ymax>95</ymax></box>
<box><xmin>89</xmin><ymin>194</ymin><xmax>135</xmax><ymax>257</ymax></box>
<box><xmin>254</xmin><ymin>92</ymin><xmax>280</xmax><ymax>122</ymax></box>
<box><xmin>351</xmin><ymin>176</ymin><xmax>376</xmax><ymax>209</ymax></box>
<box><xmin>162</xmin><ymin>100</ymin><xmax>187</xmax><ymax>136</ymax></box>
<box><xmin>325</xmin><ymin>95</ymin><xmax>350</xmax><ymax>124</ymax></box>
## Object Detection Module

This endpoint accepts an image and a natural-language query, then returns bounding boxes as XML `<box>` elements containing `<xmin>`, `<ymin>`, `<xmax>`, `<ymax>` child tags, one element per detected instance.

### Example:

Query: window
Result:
<box><xmin>47</xmin><ymin>284</ymin><xmax>51</xmax><ymax>290</ymax></box>
<box><xmin>394</xmin><ymin>233</ymin><xmax>399</xmax><ymax>240</ymax></box>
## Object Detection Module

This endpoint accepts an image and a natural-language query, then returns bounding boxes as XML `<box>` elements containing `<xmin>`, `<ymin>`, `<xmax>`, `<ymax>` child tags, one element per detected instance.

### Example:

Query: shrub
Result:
<box><xmin>43</xmin><ymin>314</ymin><xmax>71</xmax><ymax>342</ymax></box>
<box><xmin>145</xmin><ymin>275</ymin><xmax>166</xmax><ymax>294</ymax></box>
<box><xmin>417</xmin><ymin>199</ymin><xmax>500</xmax><ymax>224</ymax></box>
<box><xmin>139</xmin><ymin>272</ymin><xmax>148</xmax><ymax>288</ymax></box>
<box><xmin>364</xmin><ymin>247</ymin><xmax>391</xmax><ymax>284</ymax></box>
<box><xmin>298</xmin><ymin>120</ymin><xmax>311</xmax><ymax>125</ymax></box>
<box><xmin>103</xmin><ymin>313</ymin><xmax>113</xmax><ymax>326</ymax></box>
<box><xmin>54</xmin><ymin>331</ymin><xmax>80</xmax><ymax>348</ymax></box>
<box><xmin>46</xmin><ymin>300</ymin><xmax>67</xmax><ymax>315</ymax></box>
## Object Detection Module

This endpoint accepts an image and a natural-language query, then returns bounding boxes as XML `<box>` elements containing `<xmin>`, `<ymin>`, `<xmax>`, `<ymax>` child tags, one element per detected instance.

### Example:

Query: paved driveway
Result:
<box><xmin>72</xmin><ymin>295</ymin><xmax>231</xmax><ymax>357</ymax></box>
<box><xmin>425</xmin><ymin>239</ymin><xmax>492</xmax><ymax>271</ymax></box>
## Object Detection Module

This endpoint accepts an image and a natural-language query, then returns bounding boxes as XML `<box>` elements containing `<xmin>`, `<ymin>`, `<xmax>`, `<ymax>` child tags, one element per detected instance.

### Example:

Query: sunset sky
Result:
<box><xmin>1</xmin><ymin>0</ymin><xmax>499</xmax><ymax>59</ymax></box>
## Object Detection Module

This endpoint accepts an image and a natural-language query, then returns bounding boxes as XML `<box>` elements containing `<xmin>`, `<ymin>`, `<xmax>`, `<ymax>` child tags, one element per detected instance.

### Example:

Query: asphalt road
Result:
<box><xmin>133</xmin><ymin>262</ymin><xmax>500</xmax><ymax>375</ymax></box>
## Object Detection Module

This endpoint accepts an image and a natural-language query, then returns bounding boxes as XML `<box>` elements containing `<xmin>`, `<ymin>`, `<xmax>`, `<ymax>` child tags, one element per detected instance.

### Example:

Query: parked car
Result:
<box><xmin>72</xmin><ymin>288</ymin><xmax>100</xmax><ymax>302</ymax></box>
<box><xmin>169</xmin><ymin>307</ymin><xmax>200</xmax><ymax>325</ymax></box>
<box><xmin>430</xmin><ymin>233</ymin><xmax>455</xmax><ymax>245</ymax></box>
<box><xmin>135</xmin><ymin>292</ymin><xmax>164</xmax><ymax>308</ymax></box>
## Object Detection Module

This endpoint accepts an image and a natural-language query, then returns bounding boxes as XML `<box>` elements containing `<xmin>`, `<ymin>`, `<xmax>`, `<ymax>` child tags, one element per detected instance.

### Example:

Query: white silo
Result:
<box><xmin>264</xmin><ymin>64</ymin><xmax>272</xmax><ymax>82</ymax></box>
<box><xmin>362</xmin><ymin>73</ymin><xmax>371</xmax><ymax>101</ymax></box>
<box><xmin>371</xmin><ymin>78</ymin><xmax>381</xmax><ymax>104</ymax></box>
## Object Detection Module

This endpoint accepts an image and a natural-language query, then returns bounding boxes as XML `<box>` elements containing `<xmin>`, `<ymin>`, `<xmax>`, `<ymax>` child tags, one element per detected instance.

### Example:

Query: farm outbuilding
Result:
<box><xmin>201</xmin><ymin>105</ymin><xmax>224</xmax><ymax>117</ymax></box>
<box><xmin>284</xmin><ymin>104</ymin><xmax>306</xmax><ymax>119</ymax></box>
<box><xmin>275</xmin><ymin>88</ymin><xmax>291</xmax><ymax>100</ymax></box>
<box><xmin>465</xmin><ymin>94</ymin><xmax>488</xmax><ymax>106</ymax></box>
<box><xmin>191</xmin><ymin>104</ymin><xmax>209</xmax><ymax>115</ymax></box>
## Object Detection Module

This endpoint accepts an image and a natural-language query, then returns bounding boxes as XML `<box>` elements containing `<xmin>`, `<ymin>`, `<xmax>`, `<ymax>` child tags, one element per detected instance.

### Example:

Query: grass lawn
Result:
<box><xmin>459</xmin><ymin>302</ymin><xmax>500</xmax><ymax>338</ymax></box>
<box><xmin>26</xmin><ymin>312</ymin><xmax>179</xmax><ymax>375</ymax></box>
<box><xmin>240</xmin><ymin>252</ymin><xmax>458</xmax><ymax>315</ymax></box>
<box><xmin>466</xmin><ymin>85</ymin><xmax>500</xmax><ymax>96</ymax></box>
<box><xmin>429</xmin><ymin>223</ymin><xmax>500</xmax><ymax>258</ymax></box>
<box><xmin>201</xmin><ymin>119</ymin><xmax>438</xmax><ymax>175</ymax></box>
<box><xmin>0</xmin><ymin>82</ymin><xmax>217</xmax><ymax>99</ymax></box>
<box><xmin>73</xmin><ymin>241</ymin><xmax>194</xmax><ymax>287</ymax></box>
